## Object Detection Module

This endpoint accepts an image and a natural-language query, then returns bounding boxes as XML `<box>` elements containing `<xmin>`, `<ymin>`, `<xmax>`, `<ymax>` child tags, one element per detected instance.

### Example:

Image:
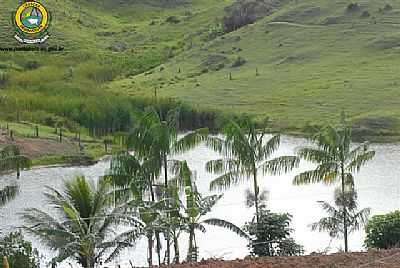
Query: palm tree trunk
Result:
<box><xmin>253</xmin><ymin>165</ymin><xmax>259</xmax><ymax>224</ymax></box>
<box><xmin>163</xmin><ymin>153</ymin><xmax>171</xmax><ymax>264</ymax></box>
<box><xmin>173</xmin><ymin>231</ymin><xmax>179</xmax><ymax>263</ymax></box>
<box><xmin>188</xmin><ymin>224</ymin><xmax>197</xmax><ymax>262</ymax></box>
<box><xmin>148</xmin><ymin>174</ymin><xmax>162</xmax><ymax>266</ymax></box>
<box><xmin>148</xmin><ymin>235</ymin><xmax>153</xmax><ymax>267</ymax></box>
<box><xmin>341</xmin><ymin>163</ymin><xmax>348</xmax><ymax>252</ymax></box>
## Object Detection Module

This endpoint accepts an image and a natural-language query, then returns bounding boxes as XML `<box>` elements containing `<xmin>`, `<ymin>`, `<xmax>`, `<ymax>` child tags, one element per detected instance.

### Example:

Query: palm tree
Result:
<box><xmin>0</xmin><ymin>185</ymin><xmax>19</xmax><ymax>208</ymax></box>
<box><xmin>22</xmin><ymin>175</ymin><xmax>142</xmax><ymax>268</ymax></box>
<box><xmin>311</xmin><ymin>188</ymin><xmax>370</xmax><ymax>246</ymax></box>
<box><xmin>126</xmin><ymin>107</ymin><xmax>208</xmax><ymax>263</ymax></box>
<box><xmin>0</xmin><ymin>145</ymin><xmax>31</xmax><ymax>179</ymax></box>
<box><xmin>206</xmin><ymin>118</ymin><xmax>299</xmax><ymax>223</ymax></box>
<box><xmin>293</xmin><ymin>113</ymin><xmax>375</xmax><ymax>252</ymax></box>
<box><xmin>106</xmin><ymin>151</ymin><xmax>165</xmax><ymax>266</ymax></box>
<box><xmin>174</xmin><ymin>161</ymin><xmax>248</xmax><ymax>262</ymax></box>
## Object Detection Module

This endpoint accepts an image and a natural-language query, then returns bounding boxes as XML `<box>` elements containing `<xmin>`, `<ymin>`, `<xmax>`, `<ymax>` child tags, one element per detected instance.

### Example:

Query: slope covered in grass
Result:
<box><xmin>114</xmin><ymin>0</ymin><xmax>400</xmax><ymax>140</ymax></box>
<box><xmin>0</xmin><ymin>0</ymin><xmax>232</xmax><ymax>133</ymax></box>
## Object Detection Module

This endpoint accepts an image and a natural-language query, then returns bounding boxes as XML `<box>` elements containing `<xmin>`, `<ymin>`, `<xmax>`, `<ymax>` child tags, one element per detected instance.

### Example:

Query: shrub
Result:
<box><xmin>244</xmin><ymin>209</ymin><xmax>304</xmax><ymax>257</ymax></box>
<box><xmin>232</xmin><ymin>56</ymin><xmax>246</xmax><ymax>67</ymax></box>
<box><xmin>166</xmin><ymin>16</ymin><xmax>180</xmax><ymax>24</ymax></box>
<box><xmin>383</xmin><ymin>4</ymin><xmax>393</xmax><ymax>12</ymax></box>
<box><xmin>223</xmin><ymin>0</ymin><xmax>274</xmax><ymax>33</ymax></box>
<box><xmin>0</xmin><ymin>71</ymin><xmax>8</xmax><ymax>87</ymax></box>
<box><xmin>361</xmin><ymin>11</ymin><xmax>370</xmax><ymax>18</ymax></box>
<box><xmin>365</xmin><ymin>211</ymin><xmax>400</xmax><ymax>249</ymax></box>
<box><xmin>25</xmin><ymin>60</ymin><xmax>40</xmax><ymax>70</ymax></box>
<box><xmin>0</xmin><ymin>232</ymin><xmax>40</xmax><ymax>268</ymax></box>
<box><xmin>347</xmin><ymin>3</ymin><xmax>360</xmax><ymax>12</ymax></box>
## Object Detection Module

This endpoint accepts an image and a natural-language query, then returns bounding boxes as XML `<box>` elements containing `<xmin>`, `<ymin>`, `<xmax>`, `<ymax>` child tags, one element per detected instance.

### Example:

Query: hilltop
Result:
<box><xmin>1</xmin><ymin>0</ymin><xmax>400</xmax><ymax>141</ymax></box>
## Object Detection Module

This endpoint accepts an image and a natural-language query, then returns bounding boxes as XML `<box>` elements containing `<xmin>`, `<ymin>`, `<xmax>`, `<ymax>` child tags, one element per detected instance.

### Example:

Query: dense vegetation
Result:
<box><xmin>365</xmin><ymin>211</ymin><xmax>400</xmax><ymax>250</ymax></box>
<box><xmin>0</xmin><ymin>233</ymin><xmax>40</xmax><ymax>268</ymax></box>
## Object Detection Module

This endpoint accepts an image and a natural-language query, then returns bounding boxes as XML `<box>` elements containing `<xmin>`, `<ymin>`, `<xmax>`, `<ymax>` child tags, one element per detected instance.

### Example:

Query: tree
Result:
<box><xmin>206</xmin><ymin>117</ymin><xmax>299</xmax><ymax>223</ymax></box>
<box><xmin>0</xmin><ymin>145</ymin><xmax>31</xmax><ymax>179</ymax></box>
<box><xmin>174</xmin><ymin>161</ymin><xmax>248</xmax><ymax>262</ymax></box>
<box><xmin>126</xmin><ymin>107</ymin><xmax>208</xmax><ymax>263</ymax></box>
<box><xmin>311</xmin><ymin>188</ymin><xmax>370</xmax><ymax>246</ymax></box>
<box><xmin>365</xmin><ymin>211</ymin><xmax>400</xmax><ymax>249</ymax></box>
<box><xmin>0</xmin><ymin>232</ymin><xmax>40</xmax><ymax>268</ymax></box>
<box><xmin>106</xmin><ymin>151</ymin><xmax>165</xmax><ymax>266</ymax></box>
<box><xmin>244</xmin><ymin>208</ymin><xmax>304</xmax><ymax>257</ymax></box>
<box><xmin>0</xmin><ymin>185</ymin><xmax>19</xmax><ymax>208</ymax></box>
<box><xmin>22</xmin><ymin>175</ymin><xmax>142</xmax><ymax>268</ymax></box>
<box><xmin>293</xmin><ymin>113</ymin><xmax>375</xmax><ymax>252</ymax></box>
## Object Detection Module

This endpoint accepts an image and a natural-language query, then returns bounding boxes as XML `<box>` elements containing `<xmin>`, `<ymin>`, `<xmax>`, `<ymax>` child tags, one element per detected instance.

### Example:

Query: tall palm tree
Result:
<box><xmin>126</xmin><ymin>107</ymin><xmax>208</xmax><ymax>263</ymax></box>
<box><xmin>293</xmin><ymin>113</ymin><xmax>375</xmax><ymax>252</ymax></box>
<box><xmin>0</xmin><ymin>145</ymin><xmax>31</xmax><ymax>179</ymax></box>
<box><xmin>174</xmin><ymin>161</ymin><xmax>248</xmax><ymax>262</ymax></box>
<box><xmin>311</xmin><ymin>188</ymin><xmax>370</xmax><ymax>245</ymax></box>
<box><xmin>22</xmin><ymin>175</ymin><xmax>142</xmax><ymax>268</ymax></box>
<box><xmin>206</xmin><ymin>118</ymin><xmax>299</xmax><ymax>223</ymax></box>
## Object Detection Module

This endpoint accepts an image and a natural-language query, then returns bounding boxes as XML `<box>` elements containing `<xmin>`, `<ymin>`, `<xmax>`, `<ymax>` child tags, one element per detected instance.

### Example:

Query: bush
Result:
<box><xmin>383</xmin><ymin>4</ymin><xmax>393</xmax><ymax>12</ymax></box>
<box><xmin>244</xmin><ymin>209</ymin><xmax>304</xmax><ymax>257</ymax></box>
<box><xmin>0</xmin><ymin>232</ymin><xmax>40</xmax><ymax>268</ymax></box>
<box><xmin>0</xmin><ymin>71</ymin><xmax>8</xmax><ymax>87</ymax></box>
<box><xmin>365</xmin><ymin>211</ymin><xmax>400</xmax><ymax>249</ymax></box>
<box><xmin>347</xmin><ymin>3</ymin><xmax>360</xmax><ymax>12</ymax></box>
<box><xmin>25</xmin><ymin>60</ymin><xmax>40</xmax><ymax>70</ymax></box>
<box><xmin>232</xmin><ymin>56</ymin><xmax>246</xmax><ymax>67</ymax></box>
<box><xmin>166</xmin><ymin>16</ymin><xmax>180</xmax><ymax>24</ymax></box>
<box><xmin>361</xmin><ymin>11</ymin><xmax>370</xmax><ymax>18</ymax></box>
<box><xmin>223</xmin><ymin>0</ymin><xmax>274</xmax><ymax>33</ymax></box>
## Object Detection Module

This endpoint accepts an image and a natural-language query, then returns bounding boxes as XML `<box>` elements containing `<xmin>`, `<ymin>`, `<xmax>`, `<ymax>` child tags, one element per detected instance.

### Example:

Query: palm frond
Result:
<box><xmin>261</xmin><ymin>134</ymin><xmax>280</xmax><ymax>159</ymax></box>
<box><xmin>346</xmin><ymin>151</ymin><xmax>375</xmax><ymax>173</ymax></box>
<box><xmin>261</xmin><ymin>156</ymin><xmax>299</xmax><ymax>176</ymax></box>
<box><xmin>202</xmin><ymin>218</ymin><xmax>249</xmax><ymax>239</ymax></box>
<box><xmin>173</xmin><ymin>128</ymin><xmax>209</xmax><ymax>154</ymax></box>
<box><xmin>209</xmin><ymin>171</ymin><xmax>242</xmax><ymax>191</ymax></box>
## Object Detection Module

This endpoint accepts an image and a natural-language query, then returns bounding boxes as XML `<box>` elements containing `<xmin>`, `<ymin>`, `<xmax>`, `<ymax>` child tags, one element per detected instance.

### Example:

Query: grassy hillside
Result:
<box><xmin>112</xmin><ymin>0</ymin><xmax>400</xmax><ymax>140</ymax></box>
<box><xmin>0</xmin><ymin>0</ymin><xmax>232</xmax><ymax>132</ymax></box>
<box><xmin>1</xmin><ymin>0</ymin><xmax>400</xmax><ymax>141</ymax></box>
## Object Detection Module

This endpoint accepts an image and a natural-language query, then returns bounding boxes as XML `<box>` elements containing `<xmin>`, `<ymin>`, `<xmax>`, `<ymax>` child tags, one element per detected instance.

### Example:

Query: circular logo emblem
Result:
<box><xmin>14</xmin><ymin>1</ymin><xmax>50</xmax><ymax>42</ymax></box>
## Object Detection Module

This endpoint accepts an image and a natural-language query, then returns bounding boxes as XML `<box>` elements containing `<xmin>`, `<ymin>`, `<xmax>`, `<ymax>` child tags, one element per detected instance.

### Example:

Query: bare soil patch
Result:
<box><xmin>168</xmin><ymin>250</ymin><xmax>400</xmax><ymax>268</ymax></box>
<box><xmin>0</xmin><ymin>134</ymin><xmax>78</xmax><ymax>158</ymax></box>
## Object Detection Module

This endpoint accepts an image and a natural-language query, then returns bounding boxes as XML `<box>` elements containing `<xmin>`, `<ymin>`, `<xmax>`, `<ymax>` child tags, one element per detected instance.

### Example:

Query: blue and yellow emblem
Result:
<box><xmin>13</xmin><ymin>1</ymin><xmax>51</xmax><ymax>44</ymax></box>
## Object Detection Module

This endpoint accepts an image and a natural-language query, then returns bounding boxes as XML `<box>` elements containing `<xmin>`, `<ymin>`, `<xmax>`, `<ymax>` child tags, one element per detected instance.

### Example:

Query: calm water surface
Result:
<box><xmin>1</xmin><ymin>136</ymin><xmax>400</xmax><ymax>267</ymax></box>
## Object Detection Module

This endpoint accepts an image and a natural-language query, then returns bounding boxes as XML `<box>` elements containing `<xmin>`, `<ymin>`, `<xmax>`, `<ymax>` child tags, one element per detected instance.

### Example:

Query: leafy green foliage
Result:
<box><xmin>0</xmin><ymin>185</ymin><xmax>18</xmax><ymax>207</ymax></box>
<box><xmin>0</xmin><ymin>145</ymin><xmax>31</xmax><ymax>178</ymax></box>
<box><xmin>22</xmin><ymin>175</ymin><xmax>142</xmax><ymax>268</ymax></box>
<box><xmin>311</xmin><ymin>188</ymin><xmax>370</xmax><ymax>240</ymax></box>
<box><xmin>294</xmin><ymin>113</ymin><xmax>375</xmax><ymax>252</ymax></box>
<box><xmin>207</xmin><ymin>117</ymin><xmax>299</xmax><ymax>221</ymax></box>
<box><xmin>244</xmin><ymin>209</ymin><xmax>304</xmax><ymax>257</ymax></box>
<box><xmin>365</xmin><ymin>211</ymin><xmax>400</xmax><ymax>249</ymax></box>
<box><xmin>0</xmin><ymin>232</ymin><xmax>40</xmax><ymax>268</ymax></box>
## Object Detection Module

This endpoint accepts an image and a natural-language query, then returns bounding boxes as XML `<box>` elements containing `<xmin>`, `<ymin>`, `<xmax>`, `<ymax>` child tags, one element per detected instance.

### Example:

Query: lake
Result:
<box><xmin>1</xmin><ymin>135</ymin><xmax>400</xmax><ymax>267</ymax></box>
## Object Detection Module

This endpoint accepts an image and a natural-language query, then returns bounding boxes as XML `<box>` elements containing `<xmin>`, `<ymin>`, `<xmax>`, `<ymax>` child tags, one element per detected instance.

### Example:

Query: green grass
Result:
<box><xmin>111</xmin><ymin>0</ymin><xmax>400</xmax><ymax>139</ymax></box>
<box><xmin>1</xmin><ymin>0</ymin><xmax>400</xmax><ymax>141</ymax></box>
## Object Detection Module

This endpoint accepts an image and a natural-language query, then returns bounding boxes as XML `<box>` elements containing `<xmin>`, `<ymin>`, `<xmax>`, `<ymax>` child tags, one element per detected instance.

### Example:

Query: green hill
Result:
<box><xmin>110</xmin><ymin>0</ymin><xmax>400</xmax><ymax>140</ymax></box>
<box><xmin>1</xmin><ymin>0</ymin><xmax>400</xmax><ymax>141</ymax></box>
